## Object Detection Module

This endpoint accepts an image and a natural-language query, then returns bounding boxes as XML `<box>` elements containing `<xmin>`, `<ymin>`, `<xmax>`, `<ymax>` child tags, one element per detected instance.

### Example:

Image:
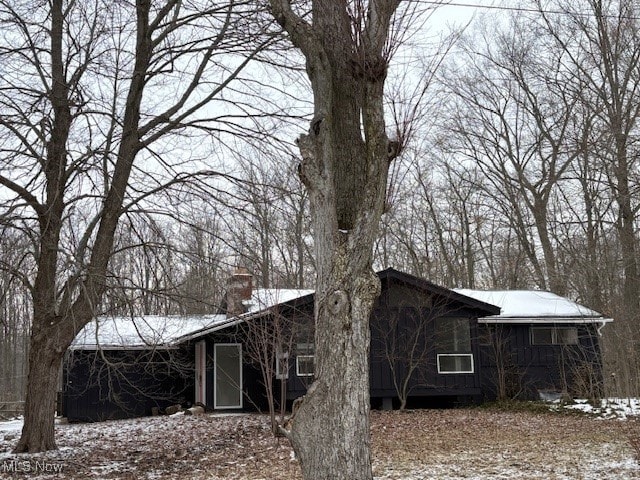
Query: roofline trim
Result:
<box><xmin>68</xmin><ymin>344</ymin><xmax>179</xmax><ymax>351</ymax></box>
<box><xmin>478</xmin><ymin>317</ymin><xmax>614</xmax><ymax>324</ymax></box>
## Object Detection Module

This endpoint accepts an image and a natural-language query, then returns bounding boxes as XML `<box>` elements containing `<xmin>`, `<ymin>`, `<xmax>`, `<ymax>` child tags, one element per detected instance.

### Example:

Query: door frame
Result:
<box><xmin>214</xmin><ymin>343</ymin><xmax>243</xmax><ymax>409</ymax></box>
<box><xmin>195</xmin><ymin>340</ymin><xmax>207</xmax><ymax>405</ymax></box>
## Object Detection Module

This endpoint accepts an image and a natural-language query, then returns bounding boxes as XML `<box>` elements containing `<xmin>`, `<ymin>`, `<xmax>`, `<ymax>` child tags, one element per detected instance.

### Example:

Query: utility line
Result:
<box><xmin>422</xmin><ymin>1</ymin><xmax>640</xmax><ymax>20</ymax></box>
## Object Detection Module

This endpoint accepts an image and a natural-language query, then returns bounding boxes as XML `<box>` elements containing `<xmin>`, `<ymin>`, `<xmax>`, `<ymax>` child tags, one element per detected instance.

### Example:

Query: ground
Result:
<box><xmin>0</xmin><ymin>402</ymin><xmax>638</xmax><ymax>479</ymax></box>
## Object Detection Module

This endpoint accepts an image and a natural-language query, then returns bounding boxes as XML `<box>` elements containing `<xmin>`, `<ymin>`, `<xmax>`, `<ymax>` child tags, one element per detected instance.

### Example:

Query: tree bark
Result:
<box><xmin>268</xmin><ymin>1</ymin><xmax>400</xmax><ymax>478</ymax></box>
<box><xmin>14</xmin><ymin>0</ymin><xmax>153</xmax><ymax>453</ymax></box>
<box><xmin>14</xmin><ymin>324</ymin><xmax>76</xmax><ymax>452</ymax></box>
<box><xmin>14</xmin><ymin>0</ymin><xmax>71</xmax><ymax>452</ymax></box>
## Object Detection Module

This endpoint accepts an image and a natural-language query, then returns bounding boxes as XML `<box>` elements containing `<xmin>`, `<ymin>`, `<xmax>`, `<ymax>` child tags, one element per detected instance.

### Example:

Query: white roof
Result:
<box><xmin>71</xmin><ymin>288</ymin><xmax>315</xmax><ymax>349</ymax></box>
<box><xmin>178</xmin><ymin>288</ymin><xmax>314</xmax><ymax>342</ymax></box>
<box><xmin>244</xmin><ymin>288</ymin><xmax>313</xmax><ymax>312</ymax></box>
<box><xmin>454</xmin><ymin>289</ymin><xmax>612</xmax><ymax>324</ymax></box>
<box><xmin>71</xmin><ymin>314</ymin><xmax>228</xmax><ymax>350</ymax></box>
<box><xmin>74</xmin><ymin>285</ymin><xmax>612</xmax><ymax>349</ymax></box>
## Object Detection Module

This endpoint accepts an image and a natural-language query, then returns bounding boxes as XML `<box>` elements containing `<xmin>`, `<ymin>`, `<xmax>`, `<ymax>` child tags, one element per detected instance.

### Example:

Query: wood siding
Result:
<box><xmin>62</xmin><ymin>349</ymin><xmax>192</xmax><ymax>422</ymax></box>
<box><xmin>478</xmin><ymin>323</ymin><xmax>604</xmax><ymax>400</ymax></box>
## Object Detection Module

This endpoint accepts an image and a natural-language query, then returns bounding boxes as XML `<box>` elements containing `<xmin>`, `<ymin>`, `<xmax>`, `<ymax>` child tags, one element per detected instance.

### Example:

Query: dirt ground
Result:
<box><xmin>0</xmin><ymin>407</ymin><xmax>638</xmax><ymax>479</ymax></box>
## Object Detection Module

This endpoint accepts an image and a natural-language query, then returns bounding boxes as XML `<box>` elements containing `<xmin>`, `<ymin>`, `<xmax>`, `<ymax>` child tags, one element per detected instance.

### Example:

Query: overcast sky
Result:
<box><xmin>429</xmin><ymin>1</ymin><xmax>502</xmax><ymax>32</ymax></box>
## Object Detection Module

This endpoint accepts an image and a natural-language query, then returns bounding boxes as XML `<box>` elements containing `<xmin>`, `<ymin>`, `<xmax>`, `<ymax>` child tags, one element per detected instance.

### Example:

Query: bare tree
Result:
<box><xmin>538</xmin><ymin>0</ymin><xmax>640</xmax><ymax>319</ymax></box>
<box><xmin>371</xmin><ymin>298</ymin><xmax>437</xmax><ymax>410</ymax></box>
<box><xmin>226</xmin><ymin>150</ymin><xmax>313</xmax><ymax>289</ymax></box>
<box><xmin>0</xmin><ymin>229</ymin><xmax>31</xmax><ymax>406</ymax></box>
<box><xmin>533</xmin><ymin>0</ymin><xmax>640</xmax><ymax>395</ymax></box>
<box><xmin>478</xmin><ymin>324</ymin><xmax>526</xmax><ymax>401</ymax></box>
<box><xmin>0</xmin><ymin>0</ymin><xmax>275</xmax><ymax>452</ymax></box>
<box><xmin>240</xmin><ymin>301</ymin><xmax>308</xmax><ymax>434</ymax></box>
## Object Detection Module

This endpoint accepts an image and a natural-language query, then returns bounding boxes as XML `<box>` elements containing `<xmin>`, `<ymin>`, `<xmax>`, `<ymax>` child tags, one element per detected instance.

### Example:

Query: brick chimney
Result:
<box><xmin>226</xmin><ymin>267</ymin><xmax>253</xmax><ymax>317</ymax></box>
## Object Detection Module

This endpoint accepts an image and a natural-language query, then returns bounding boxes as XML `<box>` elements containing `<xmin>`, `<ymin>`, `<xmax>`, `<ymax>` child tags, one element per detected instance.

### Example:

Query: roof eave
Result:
<box><xmin>378</xmin><ymin>268</ymin><xmax>501</xmax><ymax>316</ymax></box>
<box><xmin>478</xmin><ymin>316</ymin><xmax>614</xmax><ymax>324</ymax></box>
<box><xmin>68</xmin><ymin>344</ymin><xmax>179</xmax><ymax>351</ymax></box>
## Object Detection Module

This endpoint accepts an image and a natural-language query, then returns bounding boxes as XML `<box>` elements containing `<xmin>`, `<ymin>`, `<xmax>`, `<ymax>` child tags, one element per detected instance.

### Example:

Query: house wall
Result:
<box><xmin>188</xmin><ymin>328</ymin><xmax>272</xmax><ymax>412</ymax></box>
<box><xmin>62</xmin><ymin>348</ymin><xmax>192</xmax><ymax>422</ymax></box>
<box><xmin>478</xmin><ymin>323</ymin><xmax>604</xmax><ymax>400</ymax></box>
<box><xmin>285</xmin><ymin>281</ymin><xmax>487</xmax><ymax>405</ymax></box>
<box><xmin>369</xmin><ymin>309</ymin><xmax>480</xmax><ymax>397</ymax></box>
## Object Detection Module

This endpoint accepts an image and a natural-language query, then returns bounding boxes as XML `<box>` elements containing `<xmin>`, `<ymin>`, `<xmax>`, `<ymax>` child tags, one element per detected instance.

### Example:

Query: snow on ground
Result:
<box><xmin>557</xmin><ymin>397</ymin><xmax>640</xmax><ymax>419</ymax></box>
<box><xmin>0</xmin><ymin>406</ymin><xmax>638</xmax><ymax>479</ymax></box>
<box><xmin>0</xmin><ymin>418</ymin><xmax>23</xmax><ymax>435</ymax></box>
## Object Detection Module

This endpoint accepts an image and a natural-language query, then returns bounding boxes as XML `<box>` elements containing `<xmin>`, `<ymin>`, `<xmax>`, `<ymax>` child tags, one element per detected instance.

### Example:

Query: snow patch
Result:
<box><xmin>558</xmin><ymin>397</ymin><xmax>640</xmax><ymax>419</ymax></box>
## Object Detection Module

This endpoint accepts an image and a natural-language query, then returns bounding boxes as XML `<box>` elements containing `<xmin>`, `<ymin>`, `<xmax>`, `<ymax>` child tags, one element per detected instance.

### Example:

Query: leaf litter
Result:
<box><xmin>0</xmin><ymin>408</ymin><xmax>637</xmax><ymax>479</ymax></box>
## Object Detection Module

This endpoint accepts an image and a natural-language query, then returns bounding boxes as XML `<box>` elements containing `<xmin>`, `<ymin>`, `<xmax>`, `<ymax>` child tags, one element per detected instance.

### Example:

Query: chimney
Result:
<box><xmin>226</xmin><ymin>267</ymin><xmax>253</xmax><ymax>317</ymax></box>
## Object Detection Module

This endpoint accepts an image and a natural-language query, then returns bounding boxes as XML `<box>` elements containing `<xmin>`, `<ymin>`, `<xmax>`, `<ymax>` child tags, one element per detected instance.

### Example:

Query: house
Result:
<box><xmin>455</xmin><ymin>289</ymin><xmax>612</xmax><ymax>401</ymax></box>
<box><xmin>60</xmin><ymin>268</ymin><xmax>612</xmax><ymax>421</ymax></box>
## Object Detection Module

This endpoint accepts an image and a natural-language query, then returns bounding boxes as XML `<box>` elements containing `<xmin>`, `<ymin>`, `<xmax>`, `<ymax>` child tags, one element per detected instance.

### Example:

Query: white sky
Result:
<box><xmin>427</xmin><ymin>0</ymin><xmax>501</xmax><ymax>32</ymax></box>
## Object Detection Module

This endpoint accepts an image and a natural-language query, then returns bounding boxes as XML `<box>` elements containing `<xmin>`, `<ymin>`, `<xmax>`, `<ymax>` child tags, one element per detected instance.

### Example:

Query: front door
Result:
<box><xmin>214</xmin><ymin>344</ymin><xmax>242</xmax><ymax>409</ymax></box>
<box><xmin>195</xmin><ymin>340</ymin><xmax>207</xmax><ymax>405</ymax></box>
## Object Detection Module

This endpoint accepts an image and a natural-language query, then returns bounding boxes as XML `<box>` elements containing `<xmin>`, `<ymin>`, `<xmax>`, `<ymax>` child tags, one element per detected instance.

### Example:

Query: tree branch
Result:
<box><xmin>0</xmin><ymin>174</ymin><xmax>44</xmax><ymax>217</ymax></box>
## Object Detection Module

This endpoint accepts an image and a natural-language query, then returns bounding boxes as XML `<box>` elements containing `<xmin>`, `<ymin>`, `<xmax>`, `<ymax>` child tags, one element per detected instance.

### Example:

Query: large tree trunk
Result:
<box><xmin>14</xmin><ymin>0</ymin><xmax>152</xmax><ymax>453</ymax></box>
<box><xmin>289</xmin><ymin>254</ymin><xmax>380</xmax><ymax>478</ymax></box>
<box><xmin>14</xmin><ymin>0</ymin><xmax>71</xmax><ymax>453</ymax></box>
<box><xmin>269</xmin><ymin>1</ymin><xmax>400</xmax><ymax>478</ymax></box>
<box><xmin>14</xmin><ymin>329</ymin><xmax>69</xmax><ymax>452</ymax></box>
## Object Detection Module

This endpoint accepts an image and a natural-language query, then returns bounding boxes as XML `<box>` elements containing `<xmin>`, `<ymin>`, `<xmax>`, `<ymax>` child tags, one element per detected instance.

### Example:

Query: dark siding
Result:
<box><xmin>285</xmin><ymin>278</ymin><xmax>487</xmax><ymax>403</ymax></box>
<box><xmin>63</xmin><ymin>348</ymin><xmax>192</xmax><ymax>422</ymax></box>
<box><xmin>195</xmin><ymin>329</ymin><xmax>277</xmax><ymax>412</ymax></box>
<box><xmin>479</xmin><ymin>323</ymin><xmax>604</xmax><ymax>400</ymax></box>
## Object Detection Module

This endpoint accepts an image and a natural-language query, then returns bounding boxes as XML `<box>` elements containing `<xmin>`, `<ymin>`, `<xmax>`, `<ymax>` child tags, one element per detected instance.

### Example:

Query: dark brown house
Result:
<box><xmin>61</xmin><ymin>268</ymin><xmax>612</xmax><ymax>421</ymax></box>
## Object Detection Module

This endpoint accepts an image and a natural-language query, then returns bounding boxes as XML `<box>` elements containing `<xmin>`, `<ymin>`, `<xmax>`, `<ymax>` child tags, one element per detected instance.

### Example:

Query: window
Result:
<box><xmin>437</xmin><ymin>354</ymin><xmax>474</xmax><ymax>374</ymax></box>
<box><xmin>530</xmin><ymin>327</ymin><xmax>578</xmax><ymax>345</ymax></box>
<box><xmin>295</xmin><ymin>343</ymin><xmax>314</xmax><ymax>377</ymax></box>
<box><xmin>435</xmin><ymin>317</ymin><xmax>473</xmax><ymax>374</ymax></box>
<box><xmin>275</xmin><ymin>348</ymin><xmax>289</xmax><ymax>380</ymax></box>
<box><xmin>435</xmin><ymin>317</ymin><xmax>471</xmax><ymax>352</ymax></box>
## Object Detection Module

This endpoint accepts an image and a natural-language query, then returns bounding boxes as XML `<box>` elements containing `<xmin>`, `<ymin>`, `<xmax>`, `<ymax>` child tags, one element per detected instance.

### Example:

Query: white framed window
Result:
<box><xmin>296</xmin><ymin>343</ymin><xmax>314</xmax><ymax>377</ymax></box>
<box><xmin>435</xmin><ymin>317</ymin><xmax>474</xmax><ymax>374</ymax></box>
<box><xmin>530</xmin><ymin>327</ymin><xmax>578</xmax><ymax>345</ymax></box>
<box><xmin>296</xmin><ymin>355</ymin><xmax>315</xmax><ymax>377</ymax></box>
<box><xmin>437</xmin><ymin>354</ymin><xmax>474</xmax><ymax>374</ymax></box>
<box><xmin>276</xmin><ymin>349</ymin><xmax>289</xmax><ymax>380</ymax></box>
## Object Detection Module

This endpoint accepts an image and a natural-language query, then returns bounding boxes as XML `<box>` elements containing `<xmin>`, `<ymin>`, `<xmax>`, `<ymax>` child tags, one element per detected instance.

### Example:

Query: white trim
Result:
<box><xmin>214</xmin><ymin>343</ymin><xmax>243</xmax><ymax>410</ymax></box>
<box><xmin>478</xmin><ymin>317</ymin><xmax>614</xmax><ymax>325</ymax></box>
<box><xmin>195</xmin><ymin>340</ymin><xmax>207</xmax><ymax>405</ymax></box>
<box><xmin>437</xmin><ymin>354</ymin><xmax>474</xmax><ymax>374</ymax></box>
<box><xmin>296</xmin><ymin>355</ymin><xmax>315</xmax><ymax>377</ymax></box>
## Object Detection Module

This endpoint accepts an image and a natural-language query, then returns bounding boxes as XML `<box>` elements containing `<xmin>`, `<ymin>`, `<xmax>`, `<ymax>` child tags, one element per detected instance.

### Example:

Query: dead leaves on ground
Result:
<box><xmin>0</xmin><ymin>409</ymin><xmax>637</xmax><ymax>479</ymax></box>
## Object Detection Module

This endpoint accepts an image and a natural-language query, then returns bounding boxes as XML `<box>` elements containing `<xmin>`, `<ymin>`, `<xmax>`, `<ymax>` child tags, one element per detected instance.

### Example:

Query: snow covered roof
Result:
<box><xmin>177</xmin><ymin>288</ymin><xmax>314</xmax><ymax>342</ymax></box>
<box><xmin>70</xmin><ymin>314</ymin><xmax>228</xmax><ymax>350</ymax></box>
<box><xmin>454</xmin><ymin>289</ymin><xmax>613</xmax><ymax>324</ymax></box>
<box><xmin>70</xmin><ymin>287</ymin><xmax>314</xmax><ymax>350</ymax></box>
<box><xmin>71</xmin><ymin>277</ymin><xmax>613</xmax><ymax>350</ymax></box>
<box><xmin>244</xmin><ymin>288</ymin><xmax>314</xmax><ymax>313</ymax></box>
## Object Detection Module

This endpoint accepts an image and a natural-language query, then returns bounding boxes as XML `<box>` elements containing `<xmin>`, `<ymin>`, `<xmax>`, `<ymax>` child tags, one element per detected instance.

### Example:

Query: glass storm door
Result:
<box><xmin>195</xmin><ymin>340</ymin><xmax>207</xmax><ymax>405</ymax></box>
<box><xmin>214</xmin><ymin>344</ymin><xmax>242</xmax><ymax>409</ymax></box>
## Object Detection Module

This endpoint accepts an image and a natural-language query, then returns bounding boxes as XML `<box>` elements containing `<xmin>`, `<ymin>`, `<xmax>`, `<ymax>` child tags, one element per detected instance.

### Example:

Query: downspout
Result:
<box><xmin>596</xmin><ymin>319</ymin><xmax>609</xmax><ymax>336</ymax></box>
